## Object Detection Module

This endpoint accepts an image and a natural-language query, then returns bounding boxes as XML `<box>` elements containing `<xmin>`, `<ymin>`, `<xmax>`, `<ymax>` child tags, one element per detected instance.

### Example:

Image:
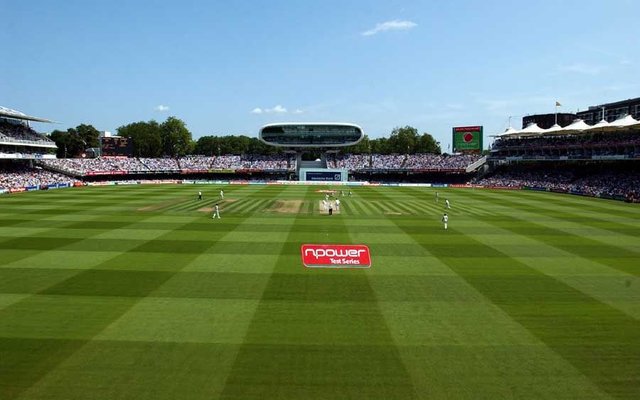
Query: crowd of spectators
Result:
<box><xmin>179</xmin><ymin>156</ymin><xmax>213</xmax><ymax>170</ymax></box>
<box><xmin>0</xmin><ymin>119</ymin><xmax>53</xmax><ymax>144</ymax></box>
<box><xmin>139</xmin><ymin>158</ymin><xmax>179</xmax><ymax>171</ymax></box>
<box><xmin>210</xmin><ymin>155</ymin><xmax>240</xmax><ymax>169</ymax></box>
<box><xmin>403</xmin><ymin>154</ymin><xmax>482</xmax><ymax>170</ymax></box>
<box><xmin>491</xmin><ymin>131</ymin><xmax>640</xmax><ymax>158</ymax></box>
<box><xmin>40</xmin><ymin>154</ymin><xmax>294</xmax><ymax>175</ymax></box>
<box><xmin>0</xmin><ymin>165</ymin><xmax>78</xmax><ymax>190</ymax></box>
<box><xmin>475</xmin><ymin>168</ymin><xmax>640</xmax><ymax>201</ymax></box>
<box><xmin>329</xmin><ymin>154</ymin><xmax>370</xmax><ymax>169</ymax></box>
<box><xmin>328</xmin><ymin>153</ymin><xmax>481</xmax><ymax>170</ymax></box>
<box><xmin>41</xmin><ymin>157</ymin><xmax>150</xmax><ymax>174</ymax></box>
<box><xmin>474</xmin><ymin>170</ymin><xmax>574</xmax><ymax>189</ymax></box>
<box><xmin>236</xmin><ymin>154</ymin><xmax>292</xmax><ymax>170</ymax></box>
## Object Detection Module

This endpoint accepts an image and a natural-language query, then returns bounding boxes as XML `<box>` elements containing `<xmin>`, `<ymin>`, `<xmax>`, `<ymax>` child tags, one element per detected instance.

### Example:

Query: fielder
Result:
<box><xmin>335</xmin><ymin>198</ymin><xmax>340</xmax><ymax>211</ymax></box>
<box><xmin>198</xmin><ymin>191</ymin><xmax>202</xmax><ymax>200</ymax></box>
<box><xmin>212</xmin><ymin>204</ymin><xmax>221</xmax><ymax>219</ymax></box>
<box><xmin>445</xmin><ymin>199</ymin><xmax>450</xmax><ymax>209</ymax></box>
<box><xmin>220</xmin><ymin>189</ymin><xmax>224</xmax><ymax>199</ymax></box>
<box><xmin>442</xmin><ymin>213</ymin><xmax>448</xmax><ymax>230</ymax></box>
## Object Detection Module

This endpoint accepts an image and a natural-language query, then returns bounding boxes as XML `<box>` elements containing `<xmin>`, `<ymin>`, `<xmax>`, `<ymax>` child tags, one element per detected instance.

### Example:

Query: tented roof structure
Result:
<box><xmin>519</xmin><ymin>122</ymin><xmax>545</xmax><ymax>136</ymax></box>
<box><xmin>588</xmin><ymin>119</ymin><xmax>612</xmax><ymax>131</ymax></box>
<box><xmin>560</xmin><ymin>119</ymin><xmax>591</xmax><ymax>133</ymax></box>
<box><xmin>609</xmin><ymin>115</ymin><xmax>640</xmax><ymax>128</ymax></box>
<box><xmin>543</xmin><ymin>123</ymin><xmax>564</xmax><ymax>135</ymax></box>
<box><xmin>496</xmin><ymin>126</ymin><xmax>520</xmax><ymax>137</ymax></box>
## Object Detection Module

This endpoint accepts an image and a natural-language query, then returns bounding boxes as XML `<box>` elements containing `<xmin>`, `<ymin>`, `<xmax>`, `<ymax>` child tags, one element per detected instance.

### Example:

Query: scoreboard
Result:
<box><xmin>101</xmin><ymin>137</ymin><xmax>133</xmax><ymax>157</ymax></box>
<box><xmin>452</xmin><ymin>126</ymin><xmax>483</xmax><ymax>153</ymax></box>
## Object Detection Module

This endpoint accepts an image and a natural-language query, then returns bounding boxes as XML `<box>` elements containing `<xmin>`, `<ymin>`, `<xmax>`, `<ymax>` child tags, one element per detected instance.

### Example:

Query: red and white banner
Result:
<box><xmin>301</xmin><ymin>244</ymin><xmax>371</xmax><ymax>269</ymax></box>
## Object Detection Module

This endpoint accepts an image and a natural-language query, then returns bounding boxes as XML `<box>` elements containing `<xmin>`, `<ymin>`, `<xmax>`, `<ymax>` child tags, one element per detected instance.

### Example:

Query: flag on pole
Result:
<box><xmin>555</xmin><ymin>101</ymin><xmax>562</xmax><ymax>107</ymax></box>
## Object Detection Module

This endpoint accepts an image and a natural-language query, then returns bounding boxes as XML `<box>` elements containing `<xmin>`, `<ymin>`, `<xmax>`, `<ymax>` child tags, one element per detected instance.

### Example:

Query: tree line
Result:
<box><xmin>48</xmin><ymin>118</ymin><xmax>441</xmax><ymax>158</ymax></box>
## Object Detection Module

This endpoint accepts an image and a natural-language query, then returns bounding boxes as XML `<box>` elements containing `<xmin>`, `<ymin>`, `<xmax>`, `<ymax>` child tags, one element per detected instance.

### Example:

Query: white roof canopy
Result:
<box><xmin>518</xmin><ymin>122</ymin><xmax>545</xmax><ymax>136</ymax></box>
<box><xmin>560</xmin><ymin>119</ymin><xmax>591</xmax><ymax>133</ymax></box>
<box><xmin>495</xmin><ymin>126</ymin><xmax>520</xmax><ymax>137</ymax></box>
<box><xmin>609</xmin><ymin>115</ymin><xmax>640</xmax><ymax>128</ymax></box>
<box><xmin>543</xmin><ymin>123</ymin><xmax>564</xmax><ymax>135</ymax></box>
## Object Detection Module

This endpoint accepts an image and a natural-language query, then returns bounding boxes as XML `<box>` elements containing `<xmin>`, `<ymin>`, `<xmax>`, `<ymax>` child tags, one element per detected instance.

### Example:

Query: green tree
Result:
<box><xmin>117</xmin><ymin>121</ymin><xmax>162</xmax><ymax>157</ymax></box>
<box><xmin>388</xmin><ymin>126</ymin><xmax>419</xmax><ymax>154</ymax></box>
<box><xmin>416</xmin><ymin>132</ymin><xmax>441</xmax><ymax>154</ymax></box>
<box><xmin>75</xmin><ymin>124</ymin><xmax>100</xmax><ymax>148</ymax></box>
<box><xmin>48</xmin><ymin>128</ymin><xmax>86</xmax><ymax>158</ymax></box>
<box><xmin>161</xmin><ymin>117</ymin><xmax>192</xmax><ymax>157</ymax></box>
<box><xmin>345</xmin><ymin>134</ymin><xmax>371</xmax><ymax>154</ymax></box>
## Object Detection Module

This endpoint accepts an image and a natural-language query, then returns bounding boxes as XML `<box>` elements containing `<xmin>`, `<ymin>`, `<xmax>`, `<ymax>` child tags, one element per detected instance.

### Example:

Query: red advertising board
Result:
<box><xmin>301</xmin><ymin>244</ymin><xmax>371</xmax><ymax>269</ymax></box>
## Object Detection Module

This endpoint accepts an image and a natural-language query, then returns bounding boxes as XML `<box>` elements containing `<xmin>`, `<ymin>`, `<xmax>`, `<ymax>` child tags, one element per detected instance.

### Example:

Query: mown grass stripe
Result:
<box><xmin>392</xmin><ymin>217</ymin><xmax>640</xmax><ymax>399</ymax></box>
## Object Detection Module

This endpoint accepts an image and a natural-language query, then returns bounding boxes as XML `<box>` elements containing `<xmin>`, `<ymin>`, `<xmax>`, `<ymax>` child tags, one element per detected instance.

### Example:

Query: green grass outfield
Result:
<box><xmin>0</xmin><ymin>184</ymin><xmax>639</xmax><ymax>399</ymax></box>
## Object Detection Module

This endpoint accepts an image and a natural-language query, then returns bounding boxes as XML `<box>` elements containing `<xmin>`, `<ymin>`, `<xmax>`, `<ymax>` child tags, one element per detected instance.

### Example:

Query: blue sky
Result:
<box><xmin>2</xmin><ymin>0</ymin><xmax>639</xmax><ymax>149</ymax></box>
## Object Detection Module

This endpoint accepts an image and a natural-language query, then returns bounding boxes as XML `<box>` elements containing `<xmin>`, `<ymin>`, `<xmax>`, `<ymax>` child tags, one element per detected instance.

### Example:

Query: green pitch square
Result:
<box><xmin>0</xmin><ymin>236</ymin><xmax>85</xmax><ymax>251</ymax></box>
<box><xmin>153</xmin><ymin>229</ymin><xmax>228</xmax><ymax>242</ymax></box>
<box><xmin>244</xmin><ymin>300</ymin><xmax>396</xmax><ymax>346</ymax></box>
<box><xmin>184</xmin><ymin>253</ymin><xmax>280</xmax><ymax>273</ymax></box>
<box><xmin>97</xmin><ymin>252</ymin><xmax>195</xmax><ymax>272</ymax></box>
<box><xmin>365</xmin><ymin>255</ymin><xmax>453</xmax><ymax>275</ymax></box>
<box><xmin>0</xmin><ymin>226</ymin><xmax>54</xmax><ymax>237</ymax></box>
<box><xmin>398</xmin><ymin>345</ymin><xmax>610</xmax><ymax>400</ymax></box>
<box><xmin>64</xmin><ymin>220</ymin><xmax>138</xmax><ymax>230</ymax></box>
<box><xmin>6</xmin><ymin>251</ymin><xmax>119</xmax><ymax>270</ymax></box>
<box><xmin>219</xmin><ymin>344</ymin><xmax>416</xmax><ymax>400</ymax></box>
<box><xmin>63</xmin><ymin>238</ymin><xmax>146</xmax><ymax>252</ymax></box>
<box><xmin>0</xmin><ymin>249</ymin><xmax>41</xmax><ymax>266</ymax></box>
<box><xmin>152</xmin><ymin>272</ymin><xmax>269</xmax><ymax>299</ymax></box>
<box><xmin>0</xmin><ymin>268</ymin><xmax>80</xmax><ymax>294</ymax></box>
<box><xmin>31</xmin><ymin>228</ymin><xmax>107</xmax><ymax>239</ymax></box>
<box><xmin>260</xmin><ymin>272</ymin><xmax>376</xmax><ymax>302</ymax></box>
<box><xmin>92</xmin><ymin>228</ymin><xmax>173</xmax><ymax>241</ymax></box>
<box><xmin>42</xmin><ymin>269</ymin><xmax>174</xmax><ymax>297</ymax></box>
<box><xmin>131</xmin><ymin>239</ymin><xmax>213</xmax><ymax>254</ymax></box>
<box><xmin>379</xmin><ymin>301</ymin><xmax>540</xmax><ymax>346</ymax></box>
<box><xmin>0</xmin><ymin>293</ymin><xmax>30</xmax><ymax>310</ymax></box>
<box><xmin>16</xmin><ymin>340</ymin><xmax>240</xmax><ymax>400</ymax></box>
<box><xmin>0</xmin><ymin>295</ymin><xmax>135</xmax><ymax>339</ymax></box>
<box><xmin>98</xmin><ymin>297</ymin><xmax>258</xmax><ymax>343</ymax></box>
<box><xmin>204</xmin><ymin>241</ymin><xmax>283</xmax><ymax>255</ymax></box>
<box><xmin>0</xmin><ymin>338</ymin><xmax>86</xmax><ymax>400</ymax></box>
<box><xmin>365</xmin><ymin>243</ymin><xmax>428</xmax><ymax>257</ymax></box>
<box><xmin>368</xmin><ymin>275</ymin><xmax>487</xmax><ymax>302</ymax></box>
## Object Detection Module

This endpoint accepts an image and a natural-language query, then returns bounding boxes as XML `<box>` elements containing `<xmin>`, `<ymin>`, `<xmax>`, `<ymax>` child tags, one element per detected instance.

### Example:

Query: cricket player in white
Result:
<box><xmin>445</xmin><ymin>199</ymin><xmax>450</xmax><ymax>209</ymax></box>
<box><xmin>212</xmin><ymin>204</ymin><xmax>221</xmax><ymax>219</ymax></box>
<box><xmin>335</xmin><ymin>199</ymin><xmax>340</xmax><ymax>210</ymax></box>
<box><xmin>198</xmin><ymin>191</ymin><xmax>202</xmax><ymax>200</ymax></box>
<box><xmin>442</xmin><ymin>213</ymin><xmax>448</xmax><ymax>230</ymax></box>
<box><xmin>220</xmin><ymin>189</ymin><xmax>224</xmax><ymax>199</ymax></box>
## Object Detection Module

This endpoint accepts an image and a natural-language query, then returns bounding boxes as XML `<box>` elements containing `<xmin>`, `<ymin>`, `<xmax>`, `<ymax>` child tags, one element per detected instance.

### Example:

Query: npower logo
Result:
<box><xmin>301</xmin><ymin>244</ymin><xmax>371</xmax><ymax>269</ymax></box>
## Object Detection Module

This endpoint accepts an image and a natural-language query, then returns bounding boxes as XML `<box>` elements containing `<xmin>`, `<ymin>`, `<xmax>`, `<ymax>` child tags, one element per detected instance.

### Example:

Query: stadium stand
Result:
<box><xmin>490</xmin><ymin>131</ymin><xmax>640</xmax><ymax>159</ymax></box>
<box><xmin>0</xmin><ymin>118</ymin><xmax>55</xmax><ymax>145</ymax></box>
<box><xmin>327</xmin><ymin>153</ymin><xmax>481</xmax><ymax>171</ymax></box>
<box><xmin>475</xmin><ymin>165</ymin><xmax>640</xmax><ymax>202</ymax></box>
<box><xmin>0</xmin><ymin>164</ymin><xmax>79</xmax><ymax>191</ymax></box>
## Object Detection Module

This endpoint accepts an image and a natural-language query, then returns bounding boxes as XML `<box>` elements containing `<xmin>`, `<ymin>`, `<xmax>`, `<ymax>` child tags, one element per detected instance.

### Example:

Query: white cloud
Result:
<box><xmin>268</xmin><ymin>105</ymin><xmax>287</xmax><ymax>114</ymax></box>
<box><xmin>362</xmin><ymin>20</ymin><xmax>417</xmax><ymax>36</ymax></box>
<box><xmin>557</xmin><ymin>63</ymin><xmax>603</xmax><ymax>75</ymax></box>
<box><xmin>154</xmin><ymin>104</ymin><xmax>170</xmax><ymax>112</ymax></box>
<box><xmin>251</xmin><ymin>104</ymin><xmax>297</xmax><ymax>114</ymax></box>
